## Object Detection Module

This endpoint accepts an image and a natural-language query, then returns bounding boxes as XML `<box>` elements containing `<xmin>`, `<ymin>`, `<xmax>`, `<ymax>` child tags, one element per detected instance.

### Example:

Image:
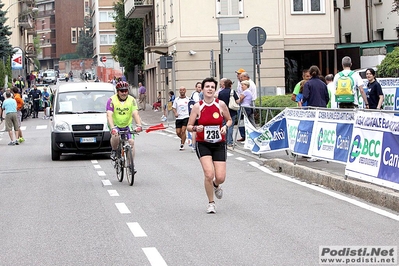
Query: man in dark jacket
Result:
<box><xmin>28</xmin><ymin>85</ymin><xmax>42</xmax><ymax>118</ymax></box>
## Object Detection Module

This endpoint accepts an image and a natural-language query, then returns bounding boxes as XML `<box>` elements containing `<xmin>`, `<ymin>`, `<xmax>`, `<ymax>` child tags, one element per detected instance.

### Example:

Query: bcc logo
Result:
<box><xmin>349</xmin><ymin>135</ymin><xmax>381</xmax><ymax>163</ymax></box>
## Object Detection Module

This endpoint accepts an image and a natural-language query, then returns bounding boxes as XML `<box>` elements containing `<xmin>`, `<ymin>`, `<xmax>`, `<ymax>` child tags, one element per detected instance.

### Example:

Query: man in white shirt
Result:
<box><xmin>326</xmin><ymin>74</ymin><xmax>337</xmax><ymax>108</ymax></box>
<box><xmin>333</xmin><ymin>56</ymin><xmax>368</xmax><ymax>109</ymax></box>
<box><xmin>173</xmin><ymin>86</ymin><xmax>190</xmax><ymax>150</ymax></box>
<box><xmin>240</xmin><ymin>72</ymin><xmax>257</xmax><ymax>103</ymax></box>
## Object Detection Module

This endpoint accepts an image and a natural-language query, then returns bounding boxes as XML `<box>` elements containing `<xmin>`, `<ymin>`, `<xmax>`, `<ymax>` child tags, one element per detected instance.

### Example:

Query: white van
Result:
<box><xmin>50</xmin><ymin>82</ymin><xmax>115</xmax><ymax>160</ymax></box>
<box><xmin>43</xmin><ymin>69</ymin><xmax>57</xmax><ymax>84</ymax></box>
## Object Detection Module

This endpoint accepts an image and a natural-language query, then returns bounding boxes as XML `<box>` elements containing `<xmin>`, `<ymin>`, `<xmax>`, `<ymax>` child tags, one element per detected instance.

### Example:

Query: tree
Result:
<box><xmin>76</xmin><ymin>16</ymin><xmax>93</xmax><ymax>58</ymax></box>
<box><xmin>112</xmin><ymin>1</ymin><xmax>144</xmax><ymax>73</ymax></box>
<box><xmin>377</xmin><ymin>47</ymin><xmax>399</xmax><ymax>77</ymax></box>
<box><xmin>0</xmin><ymin>2</ymin><xmax>14</xmax><ymax>59</ymax></box>
<box><xmin>393</xmin><ymin>0</ymin><xmax>399</xmax><ymax>14</ymax></box>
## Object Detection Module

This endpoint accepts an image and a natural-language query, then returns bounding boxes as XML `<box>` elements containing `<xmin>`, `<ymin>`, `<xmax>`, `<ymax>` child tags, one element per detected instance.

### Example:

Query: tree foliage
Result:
<box><xmin>112</xmin><ymin>1</ymin><xmax>144</xmax><ymax>73</ymax></box>
<box><xmin>0</xmin><ymin>2</ymin><xmax>14</xmax><ymax>59</ymax></box>
<box><xmin>76</xmin><ymin>16</ymin><xmax>93</xmax><ymax>58</ymax></box>
<box><xmin>393</xmin><ymin>0</ymin><xmax>399</xmax><ymax>14</ymax></box>
<box><xmin>377</xmin><ymin>47</ymin><xmax>399</xmax><ymax>77</ymax></box>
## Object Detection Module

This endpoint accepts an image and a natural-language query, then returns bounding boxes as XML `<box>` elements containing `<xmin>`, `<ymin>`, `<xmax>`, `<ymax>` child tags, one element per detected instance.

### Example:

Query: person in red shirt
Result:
<box><xmin>187</xmin><ymin>77</ymin><xmax>232</xmax><ymax>214</ymax></box>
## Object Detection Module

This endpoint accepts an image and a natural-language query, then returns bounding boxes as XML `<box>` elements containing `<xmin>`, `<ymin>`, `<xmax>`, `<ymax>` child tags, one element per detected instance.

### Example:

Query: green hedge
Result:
<box><xmin>253</xmin><ymin>94</ymin><xmax>296</xmax><ymax>124</ymax></box>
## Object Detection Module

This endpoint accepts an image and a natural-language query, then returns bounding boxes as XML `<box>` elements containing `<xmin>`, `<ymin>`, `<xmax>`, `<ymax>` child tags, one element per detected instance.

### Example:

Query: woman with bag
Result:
<box><xmin>217</xmin><ymin>79</ymin><xmax>239</xmax><ymax>148</ymax></box>
<box><xmin>237</xmin><ymin>80</ymin><xmax>255</xmax><ymax>142</ymax></box>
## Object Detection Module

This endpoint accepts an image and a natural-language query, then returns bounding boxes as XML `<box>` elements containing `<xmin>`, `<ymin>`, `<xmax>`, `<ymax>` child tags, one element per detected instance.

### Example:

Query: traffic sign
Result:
<box><xmin>247</xmin><ymin>27</ymin><xmax>267</xmax><ymax>46</ymax></box>
<box><xmin>11</xmin><ymin>47</ymin><xmax>23</xmax><ymax>70</ymax></box>
<box><xmin>101</xmin><ymin>56</ymin><xmax>107</xmax><ymax>63</ymax></box>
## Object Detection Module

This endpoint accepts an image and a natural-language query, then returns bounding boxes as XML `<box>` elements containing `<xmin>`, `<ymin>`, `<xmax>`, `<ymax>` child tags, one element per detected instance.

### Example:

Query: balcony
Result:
<box><xmin>18</xmin><ymin>14</ymin><xmax>35</xmax><ymax>29</ymax></box>
<box><xmin>125</xmin><ymin>0</ymin><xmax>153</xmax><ymax>19</ymax></box>
<box><xmin>144</xmin><ymin>25</ymin><xmax>168</xmax><ymax>55</ymax></box>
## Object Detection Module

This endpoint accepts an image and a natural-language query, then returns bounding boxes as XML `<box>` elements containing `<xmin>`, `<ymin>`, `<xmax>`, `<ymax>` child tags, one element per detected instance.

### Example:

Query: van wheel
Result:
<box><xmin>51</xmin><ymin>148</ymin><xmax>61</xmax><ymax>161</ymax></box>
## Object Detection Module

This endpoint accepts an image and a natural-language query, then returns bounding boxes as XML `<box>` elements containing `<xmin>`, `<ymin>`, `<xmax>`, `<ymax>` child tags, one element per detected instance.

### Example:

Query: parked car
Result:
<box><xmin>50</xmin><ymin>82</ymin><xmax>116</xmax><ymax>160</ymax></box>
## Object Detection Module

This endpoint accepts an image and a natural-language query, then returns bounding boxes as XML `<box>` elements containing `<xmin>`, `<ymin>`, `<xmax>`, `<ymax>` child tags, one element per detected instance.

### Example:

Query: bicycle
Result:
<box><xmin>113</xmin><ymin>129</ymin><xmax>138</xmax><ymax>186</ymax></box>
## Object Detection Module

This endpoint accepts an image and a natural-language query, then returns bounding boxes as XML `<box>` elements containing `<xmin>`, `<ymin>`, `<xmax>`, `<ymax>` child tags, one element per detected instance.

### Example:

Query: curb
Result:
<box><xmin>232</xmin><ymin>144</ymin><xmax>399</xmax><ymax>213</ymax></box>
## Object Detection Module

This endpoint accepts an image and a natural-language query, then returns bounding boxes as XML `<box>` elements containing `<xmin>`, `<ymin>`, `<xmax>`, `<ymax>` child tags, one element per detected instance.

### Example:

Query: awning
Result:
<box><xmin>336</xmin><ymin>41</ymin><xmax>398</xmax><ymax>50</ymax></box>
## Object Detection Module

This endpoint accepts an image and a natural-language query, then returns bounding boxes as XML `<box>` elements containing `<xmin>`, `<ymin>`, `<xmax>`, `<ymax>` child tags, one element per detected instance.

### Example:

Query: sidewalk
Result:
<box><xmin>138</xmin><ymin>104</ymin><xmax>399</xmax><ymax>213</ymax></box>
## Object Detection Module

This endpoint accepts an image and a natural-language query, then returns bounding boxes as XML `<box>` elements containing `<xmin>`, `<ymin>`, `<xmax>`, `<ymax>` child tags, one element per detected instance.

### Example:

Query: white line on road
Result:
<box><xmin>235</xmin><ymin>157</ymin><xmax>246</xmax><ymax>161</ymax></box>
<box><xmin>127</xmin><ymin>222</ymin><xmax>147</xmax><ymax>237</ymax></box>
<box><xmin>20</xmin><ymin>126</ymin><xmax>27</xmax><ymax>130</ymax></box>
<box><xmin>91</xmin><ymin>160</ymin><xmax>98</xmax><ymax>164</ymax></box>
<box><xmin>102</xmin><ymin>180</ymin><xmax>112</xmax><ymax>186</ymax></box>
<box><xmin>107</xmin><ymin>190</ymin><xmax>119</xmax><ymax>196</ymax></box>
<box><xmin>142</xmin><ymin>247</ymin><xmax>168</xmax><ymax>266</ymax></box>
<box><xmin>36</xmin><ymin>125</ymin><xmax>47</xmax><ymax>130</ymax></box>
<box><xmin>115</xmin><ymin>203</ymin><xmax>131</xmax><ymax>214</ymax></box>
<box><xmin>94</xmin><ymin>165</ymin><xmax>101</xmax><ymax>169</ymax></box>
<box><xmin>248</xmin><ymin>161</ymin><xmax>399</xmax><ymax>222</ymax></box>
<box><xmin>97</xmin><ymin>171</ymin><xmax>106</xmax><ymax>176</ymax></box>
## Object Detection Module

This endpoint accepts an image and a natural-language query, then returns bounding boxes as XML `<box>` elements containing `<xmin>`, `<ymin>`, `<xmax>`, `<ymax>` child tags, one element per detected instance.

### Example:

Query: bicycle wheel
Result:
<box><xmin>115</xmin><ymin>147</ymin><xmax>124</xmax><ymax>182</ymax></box>
<box><xmin>125</xmin><ymin>146</ymin><xmax>135</xmax><ymax>186</ymax></box>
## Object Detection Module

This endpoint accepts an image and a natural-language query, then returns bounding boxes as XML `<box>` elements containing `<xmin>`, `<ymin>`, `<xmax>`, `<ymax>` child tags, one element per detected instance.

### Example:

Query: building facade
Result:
<box><xmin>335</xmin><ymin>0</ymin><xmax>399</xmax><ymax>71</ymax></box>
<box><xmin>4</xmin><ymin>0</ymin><xmax>37</xmax><ymax>79</ymax></box>
<box><xmin>90</xmin><ymin>0</ymin><xmax>121</xmax><ymax>74</ymax></box>
<box><xmin>125</xmin><ymin>0</ymin><xmax>336</xmax><ymax>103</ymax></box>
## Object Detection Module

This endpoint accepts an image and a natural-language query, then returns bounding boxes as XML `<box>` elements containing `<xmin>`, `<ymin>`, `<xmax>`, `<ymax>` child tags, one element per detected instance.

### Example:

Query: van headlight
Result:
<box><xmin>54</xmin><ymin>121</ymin><xmax>71</xmax><ymax>132</ymax></box>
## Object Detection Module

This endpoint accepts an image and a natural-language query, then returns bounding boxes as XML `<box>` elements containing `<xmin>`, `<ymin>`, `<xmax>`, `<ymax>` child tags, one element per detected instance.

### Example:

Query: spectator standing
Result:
<box><xmin>28</xmin><ymin>85</ymin><xmax>42</xmax><ymax>118</ymax></box>
<box><xmin>237</xmin><ymin>80</ymin><xmax>255</xmax><ymax>142</ymax></box>
<box><xmin>217</xmin><ymin>79</ymin><xmax>239</xmax><ymax>148</ymax></box>
<box><xmin>365</xmin><ymin>68</ymin><xmax>384</xmax><ymax>109</ymax></box>
<box><xmin>189</xmin><ymin>82</ymin><xmax>202</xmax><ymax>152</ymax></box>
<box><xmin>291</xmin><ymin>69</ymin><xmax>311</xmax><ymax>103</ymax></box>
<box><xmin>302</xmin><ymin>65</ymin><xmax>329</xmax><ymax>107</ymax></box>
<box><xmin>325</xmin><ymin>74</ymin><xmax>337</xmax><ymax>108</ymax></box>
<box><xmin>215</xmin><ymin>78</ymin><xmax>226</xmax><ymax>98</ymax></box>
<box><xmin>295</xmin><ymin>80</ymin><xmax>308</xmax><ymax>107</ymax></box>
<box><xmin>42</xmin><ymin>87</ymin><xmax>50</xmax><ymax>119</ymax></box>
<box><xmin>187</xmin><ymin>77</ymin><xmax>232</xmax><ymax>214</ymax></box>
<box><xmin>240</xmin><ymin>72</ymin><xmax>257</xmax><ymax>102</ymax></box>
<box><xmin>333</xmin><ymin>56</ymin><xmax>368</xmax><ymax>109</ymax></box>
<box><xmin>235</xmin><ymin>68</ymin><xmax>246</xmax><ymax>94</ymax></box>
<box><xmin>172</xmin><ymin>86</ymin><xmax>190</xmax><ymax>150</ymax></box>
<box><xmin>15</xmin><ymin>76</ymin><xmax>25</xmax><ymax>94</ymax></box>
<box><xmin>12</xmin><ymin>87</ymin><xmax>25</xmax><ymax>143</ymax></box>
<box><xmin>1</xmin><ymin>92</ymin><xmax>20</xmax><ymax>145</ymax></box>
<box><xmin>138</xmin><ymin>82</ymin><xmax>147</xmax><ymax>111</ymax></box>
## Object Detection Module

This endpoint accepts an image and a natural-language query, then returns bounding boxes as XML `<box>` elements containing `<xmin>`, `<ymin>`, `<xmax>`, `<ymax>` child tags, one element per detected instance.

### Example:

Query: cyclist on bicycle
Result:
<box><xmin>106</xmin><ymin>81</ymin><xmax>143</xmax><ymax>161</ymax></box>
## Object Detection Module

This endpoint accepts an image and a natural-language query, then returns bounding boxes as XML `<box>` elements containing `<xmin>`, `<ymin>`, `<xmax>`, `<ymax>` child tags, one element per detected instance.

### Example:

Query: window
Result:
<box><xmin>99</xmin><ymin>11</ymin><xmax>115</xmax><ymax>22</ymax></box>
<box><xmin>344</xmin><ymin>32</ymin><xmax>351</xmax><ymax>43</ymax></box>
<box><xmin>216</xmin><ymin>0</ymin><xmax>244</xmax><ymax>18</ymax></box>
<box><xmin>343</xmin><ymin>0</ymin><xmax>350</xmax><ymax>8</ymax></box>
<box><xmin>99</xmin><ymin>34</ymin><xmax>116</xmax><ymax>45</ymax></box>
<box><xmin>84</xmin><ymin>0</ymin><xmax>90</xmax><ymax>14</ymax></box>
<box><xmin>292</xmin><ymin>0</ymin><xmax>325</xmax><ymax>14</ymax></box>
<box><xmin>376</xmin><ymin>28</ymin><xmax>384</xmax><ymax>40</ymax></box>
<box><xmin>71</xmin><ymin>28</ymin><xmax>77</xmax><ymax>43</ymax></box>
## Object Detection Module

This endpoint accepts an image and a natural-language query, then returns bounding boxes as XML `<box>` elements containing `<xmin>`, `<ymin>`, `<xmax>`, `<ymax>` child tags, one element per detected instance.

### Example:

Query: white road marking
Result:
<box><xmin>227</xmin><ymin>152</ymin><xmax>234</xmax><ymax>157</ymax></box>
<box><xmin>94</xmin><ymin>165</ymin><xmax>101</xmax><ymax>169</ymax></box>
<box><xmin>91</xmin><ymin>160</ymin><xmax>98</xmax><ymax>164</ymax></box>
<box><xmin>102</xmin><ymin>180</ymin><xmax>112</xmax><ymax>186</ymax></box>
<box><xmin>20</xmin><ymin>126</ymin><xmax>27</xmax><ymax>130</ymax></box>
<box><xmin>97</xmin><ymin>171</ymin><xmax>106</xmax><ymax>176</ymax></box>
<box><xmin>142</xmin><ymin>247</ymin><xmax>168</xmax><ymax>266</ymax></box>
<box><xmin>235</xmin><ymin>157</ymin><xmax>246</xmax><ymax>161</ymax></box>
<box><xmin>36</xmin><ymin>125</ymin><xmax>47</xmax><ymax>130</ymax></box>
<box><xmin>248</xmin><ymin>161</ymin><xmax>399</xmax><ymax>222</ymax></box>
<box><xmin>115</xmin><ymin>203</ymin><xmax>131</xmax><ymax>214</ymax></box>
<box><xmin>107</xmin><ymin>190</ymin><xmax>119</xmax><ymax>196</ymax></box>
<box><xmin>127</xmin><ymin>222</ymin><xmax>147</xmax><ymax>237</ymax></box>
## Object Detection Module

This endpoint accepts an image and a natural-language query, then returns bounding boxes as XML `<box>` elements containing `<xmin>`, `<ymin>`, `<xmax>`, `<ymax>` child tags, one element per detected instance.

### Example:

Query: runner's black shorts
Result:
<box><xmin>175</xmin><ymin>117</ymin><xmax>189</xmax><ymax>128</ymax></box>
<box><xmin>195</xmin><ymin>141</ymin><xmax>227</xmax><ymax>161</ymax></box>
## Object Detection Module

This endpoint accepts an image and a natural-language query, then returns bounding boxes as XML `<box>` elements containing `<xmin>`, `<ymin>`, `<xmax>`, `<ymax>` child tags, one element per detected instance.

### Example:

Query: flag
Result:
<box><xmin>145</xmin><ymin>123</ymin><xmax>166</xmax><ymax>133</ymax></box>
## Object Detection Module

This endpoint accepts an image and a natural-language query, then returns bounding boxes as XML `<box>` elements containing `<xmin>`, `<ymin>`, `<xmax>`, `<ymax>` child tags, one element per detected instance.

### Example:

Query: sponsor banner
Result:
<box><xmin>11</xmin><ymin>47</ymin><xmax>23</xmax><ymax>70</ymax></box>
<box><xmin>309</xmin><ymin>110</ymin><xmax>354</xmax><ymax>163</ymax></box>
<box><xmin>285</xmin><ymin>109</ymin><xmax>316</xmax><ymax>156</ymax></box>
<box><xmin>362</xmin><ymin>78</ymin><xmax>399</xmax><ymax>111</ymax></box>
<box><xmin>243</xmin><ymin>110</ymin><xmax>288</xmax><ymax>153</ymax></box>
<box><xmin>345</xmin><ymin>110</ymin><xmax>399</xmax><ymax>190</ymax></box>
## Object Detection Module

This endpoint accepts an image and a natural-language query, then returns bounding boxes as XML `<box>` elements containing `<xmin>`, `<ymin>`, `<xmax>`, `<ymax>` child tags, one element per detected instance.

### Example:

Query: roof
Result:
<box><xmin>336</xmin><ymin>41</ymin><xmax>398</xmax><ymax>49</ymax></box>
<box><xmin>57</xmin><ymin>82</ymin><xmax>115</xmax><ymax>93</ymax></box>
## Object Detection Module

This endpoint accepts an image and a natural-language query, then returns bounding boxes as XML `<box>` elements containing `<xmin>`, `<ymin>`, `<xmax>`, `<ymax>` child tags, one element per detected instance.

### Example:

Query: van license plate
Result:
<box><xmin>80</xmin><ymin>137</ymin><xmax>96</xmax><ymax>143</ymax></box>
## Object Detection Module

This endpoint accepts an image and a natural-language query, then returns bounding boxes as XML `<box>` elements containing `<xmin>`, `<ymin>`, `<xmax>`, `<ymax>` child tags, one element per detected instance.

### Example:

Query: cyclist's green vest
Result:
<box><xmin>111</xmin><ymin>95</ymin><xmax>137</xmax><ymax>127</ymax></box>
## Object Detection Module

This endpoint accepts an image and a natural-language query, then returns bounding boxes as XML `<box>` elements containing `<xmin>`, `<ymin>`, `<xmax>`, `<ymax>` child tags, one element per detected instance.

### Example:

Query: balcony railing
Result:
<box><xmin>144</xmin><ymin>25</ymin><xmax>167</xmax><ymax>47</ymax></box>
<box><xmin>134</xmin><ymin>0</ymin><xmax>153</xmax><ymax>5</ymax></box>
<box><xmin>18</xmin><ymin>14</ymin><xmax>35</xmax><ymax>29</ymax></box>
<box><xmin>125</xmin><ymin>0</ymin><xmax>153</xmax><ymax>18</ymax></box>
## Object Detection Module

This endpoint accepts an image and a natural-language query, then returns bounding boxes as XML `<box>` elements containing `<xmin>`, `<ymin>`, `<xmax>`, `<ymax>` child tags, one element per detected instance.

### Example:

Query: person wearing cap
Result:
<box><xmin>235</xmin><ymin>68</ymin><xmax>246</xmax><ymax>94</ymax></box>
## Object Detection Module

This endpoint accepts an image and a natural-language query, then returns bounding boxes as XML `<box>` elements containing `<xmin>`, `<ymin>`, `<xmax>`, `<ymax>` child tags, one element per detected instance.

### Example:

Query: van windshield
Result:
<box><xmin>56</xmin><ymin>90</ymin><xmax>114</xmax><ymax>114</ymax></box>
